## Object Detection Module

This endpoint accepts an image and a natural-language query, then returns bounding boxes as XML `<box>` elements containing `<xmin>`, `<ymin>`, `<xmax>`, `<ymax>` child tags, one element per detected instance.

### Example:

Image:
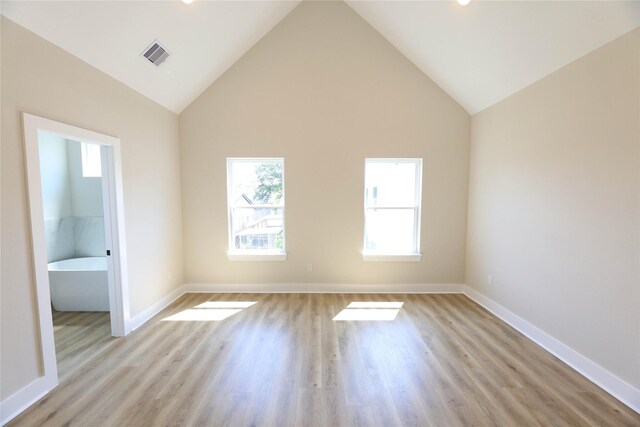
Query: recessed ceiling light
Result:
<box><xmin>457</xmin><ymin>0</ymin><xmax>471</xmax><ymax>5</ymax></box>
<box><xmin>182</xmin><ymin>0</ymin><xmax>193</xmax><ymax>4</ymax></box>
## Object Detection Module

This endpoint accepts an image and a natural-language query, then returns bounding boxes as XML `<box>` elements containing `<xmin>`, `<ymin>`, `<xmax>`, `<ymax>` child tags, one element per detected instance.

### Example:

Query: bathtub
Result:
<box><xmin>48</xmin><ymin>257</ymin><xmax>109</xmax><ymax>312</ymax></box>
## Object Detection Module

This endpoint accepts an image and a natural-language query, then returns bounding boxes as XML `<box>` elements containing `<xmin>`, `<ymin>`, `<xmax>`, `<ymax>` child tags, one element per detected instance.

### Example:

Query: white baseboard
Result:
<box><xmin>0</xmin><ymin>375</ymin><xmax>57</xmax><ymax>426</ymax></box>
<box><xmin>126</xmin><ymin>283</ymin><xmax>462</xmax><ymax>330</ymax></box>
<box><xmin>184</xmin><ymin>283</ymin><xmax>464</xmax><ymax>294</ymax></box>
<box><xmin>463</xmin><ymin>285</ymin><xmax>640</xmax><ymax>414</ymax></box>
<box><xmin>127</xmin><ymin>284</ymin><xmax>187</xmax><ymax>332</ymax></box>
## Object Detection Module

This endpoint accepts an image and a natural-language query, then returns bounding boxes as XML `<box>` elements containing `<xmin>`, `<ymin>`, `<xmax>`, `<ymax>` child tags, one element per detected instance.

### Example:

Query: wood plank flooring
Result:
<box><xmin>11</xmin><ymin>294</ymin><xmax>639</xmax><ymax>426</ymax></box>
<box><xmin>52</xmin><ymin>310</ymin><xmax>114</xmax><ymax>382</ymax></box>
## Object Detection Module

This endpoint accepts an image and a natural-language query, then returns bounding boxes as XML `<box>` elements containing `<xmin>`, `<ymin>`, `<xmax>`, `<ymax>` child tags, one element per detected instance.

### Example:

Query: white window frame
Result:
<box><xmin>363</xmin><ymin>158</ymin><xmax>423</xmax><ymax>262</ymax></box>
<box><xmin>226</xmin><ymin>157</ymin><xmax>286</xmax><ymax>261</ymax></box>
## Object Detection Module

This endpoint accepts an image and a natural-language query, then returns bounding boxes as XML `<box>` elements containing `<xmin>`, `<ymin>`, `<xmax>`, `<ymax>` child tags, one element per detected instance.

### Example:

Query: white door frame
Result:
<box><xmin>22</xmin><ymin>113</ymin><xmax>131</xmax><ymax>387</ymax></box>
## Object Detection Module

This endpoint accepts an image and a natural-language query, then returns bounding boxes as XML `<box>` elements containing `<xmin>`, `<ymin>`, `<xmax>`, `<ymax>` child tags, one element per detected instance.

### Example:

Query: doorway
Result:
<box><xmin>22</xmin><ymin>113</ymin><xmax>130</xmax><ymax>387</ymax></box>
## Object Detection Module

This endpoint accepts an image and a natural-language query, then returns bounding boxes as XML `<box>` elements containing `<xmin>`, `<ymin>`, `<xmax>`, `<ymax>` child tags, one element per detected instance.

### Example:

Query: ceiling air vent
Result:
<box><xmin>141</xmin><ymin>40</ymin><xmax>170</xmax><ymax>67</ymax></box>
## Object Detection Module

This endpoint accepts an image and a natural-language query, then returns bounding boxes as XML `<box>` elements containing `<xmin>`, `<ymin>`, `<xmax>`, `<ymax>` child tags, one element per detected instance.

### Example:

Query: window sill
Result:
<box><xmin>227</xmin><ymin>252</ymin><xmax>287</xmax><ymax>262</ymax></box>
<box><xmin>362</xmin><ymin>253</ymin><xmax>422</xmax><ymax>262</ymax></box>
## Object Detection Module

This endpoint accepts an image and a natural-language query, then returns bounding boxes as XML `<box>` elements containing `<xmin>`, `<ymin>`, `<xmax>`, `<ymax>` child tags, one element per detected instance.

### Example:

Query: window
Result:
<box><xmin>363</xmin><ymin>158</ymin><xmax>422</xmax><ymax>261</ymax></box>
<box><xmin>227</xmin><ymin>158</ymin><xmax>286</xmax><ymax>260</ymax></box>
<box><xmin>81</xmin><ymin>142</ymin><xmax>102</xmax><ymax>177</ymax></box>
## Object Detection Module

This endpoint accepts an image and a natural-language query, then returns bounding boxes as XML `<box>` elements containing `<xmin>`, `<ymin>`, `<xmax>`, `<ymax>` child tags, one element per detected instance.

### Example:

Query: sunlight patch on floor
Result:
<box><xmin>162</xmin><ymin>301</ymin><xmax>257</xmax><ymax>322</ymax></box>
<box><xmin>333</xmin><ymin>302</ymin><xmax>403</xmax><ymax>321</ymax></box>
<box><xmin>194</xmin><ymin>301</ymin><xmax>257</xmax><ymax>309</ymax></box>
<box><xmin>347</xmin><ymin>301</ymin><xmax>404</xmax><ymax>309</ymax></box>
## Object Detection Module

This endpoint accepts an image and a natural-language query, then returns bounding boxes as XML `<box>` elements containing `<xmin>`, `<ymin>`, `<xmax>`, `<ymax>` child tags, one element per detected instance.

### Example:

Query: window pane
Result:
<box><xmin>231</xmin><ymin>207</ymin><xmax>284</xmax><ymax>250</ymax></box>
<box><xmin>228</xmin><ymin>158</ymin><xmax>285</xmax><ymax>253</ymax></box>
<box><xmin>365</xmin><ymin>208</ymin><xmax>416</xmax><ymax>252</ymax></box>
<box><xmin>81</xmin><ymin>142</ymin><xmax>102</xmax><ymax>177</ymax></box>
<box><xmin>364</xmin><ymin>158</ymin><xmax>421</xmax><ymax>255</ymax></box>
<box><xmin>229</xmin><ymin>160</ymin><xmax>283</xmax><ymax>206</ymax></box>
<box><xmin>365</xmin><ymin>161</ymin><xmax>416</xmax><ymax>207</ymax></box>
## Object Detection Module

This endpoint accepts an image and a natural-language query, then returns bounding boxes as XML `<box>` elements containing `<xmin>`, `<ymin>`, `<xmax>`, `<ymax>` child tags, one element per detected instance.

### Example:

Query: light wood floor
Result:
<box><xmin>11</xmin><ymin>294</ymin><xmax>639</xmax><ymax>426</ymax></box>
<box><xmin>52</xmin><ymin>310</ymin><xmax>114</xmax><ymax>382</ymax></box>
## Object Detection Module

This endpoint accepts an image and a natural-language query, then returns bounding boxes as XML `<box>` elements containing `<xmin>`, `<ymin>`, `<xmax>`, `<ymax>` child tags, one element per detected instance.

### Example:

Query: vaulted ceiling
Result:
<box><xmin>0</xmin><ymin>0</ymin><xmax>301</xmax><ymax>113</ymax></box>
<box><xmin>346</xmin><ymin>1</ymin><xmax>640</xmax><ymax>113</ymax></box>
<box><xmin>2</xmin><ymin>1</ymin><xmax>638</xmax><ymax>114</ymax></box>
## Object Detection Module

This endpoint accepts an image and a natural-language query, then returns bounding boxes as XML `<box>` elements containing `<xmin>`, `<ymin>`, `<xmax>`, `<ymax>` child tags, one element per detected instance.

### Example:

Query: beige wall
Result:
<box><xmin>1</xmin><ymin>17</ymin><xmax>184</xmax><ymax>399</ymax></box>
<box><xmin>179</xmin><ymin>1</ymin><xmax>470</xmax><ymax>285</ymax></box>
<box><xmin>466</xmin><ymin>29</ymin><xmax>640</xmax><ymax>388</ymax></box>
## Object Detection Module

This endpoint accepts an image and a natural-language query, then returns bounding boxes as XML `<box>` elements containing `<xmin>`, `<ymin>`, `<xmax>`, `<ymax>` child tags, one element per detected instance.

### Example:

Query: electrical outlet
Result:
<box><xmin>306</xmin><ymin>263</ymin><xmax>313</xmax><ymax>272</ymax></box>
<box><xmin>487</xmin><ymin>274</ymin><xmax>493</xmax><ymax>285</ymax></box>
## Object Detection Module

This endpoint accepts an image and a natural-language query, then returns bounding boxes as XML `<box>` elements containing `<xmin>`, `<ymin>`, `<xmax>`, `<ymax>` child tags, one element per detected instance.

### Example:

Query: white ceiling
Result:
<box><xmin>1</xmin><ymin>0</ymin><xmax>301</xmax><ymax>113</ymax></box>
<box><xmin>2</xmin><ymin>1</ymin><xmax>639</xmax><ymax>115</ymax></box>
<box><xmin>347</xmin><ymin>0</ymin><xmax>640</xmax><ymax>113</ymax></box>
